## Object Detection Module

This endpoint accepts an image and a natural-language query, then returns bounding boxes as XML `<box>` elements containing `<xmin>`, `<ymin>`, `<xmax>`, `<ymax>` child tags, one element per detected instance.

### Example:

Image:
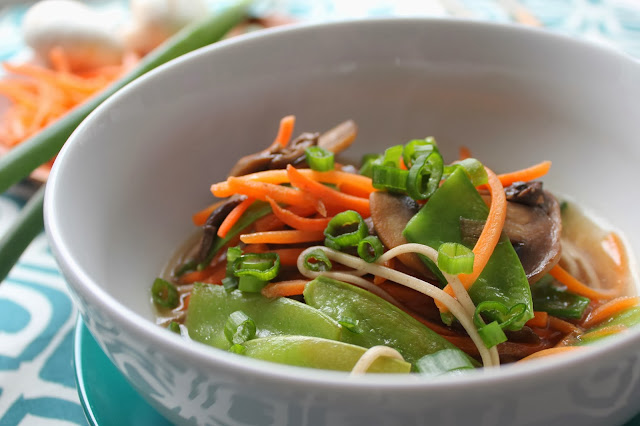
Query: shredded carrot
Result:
<box><xmin>459</xmin><ymin>146</ymin><xmax>472</xmax><ymax>160</ymax></box>
<box><xmin>192</xmin><ymin>200</ymin><xmax>225</xmax><ymax>226</ymax></box>
<box><xmin>602</xmin><ymin>231</ymin><xmax>628</xmax><ymax>270</ymax></box>
<box><xmin>549</xmin><ymin>264</ymin><xmax>617</xmax><ymax>300</ymax></box>
<box><xmin>261</xmin><ymin>279</ymin><xmax>309</xmax><ymax>298</ymax></box>
<box><xmin>182</xmin><ymin>294</ymin><xmax>191</xmax><ymax>310</ymax></box>
<box><xmin>213</xmin><ymin>177</ymin><xmax>320</xmax><ymax>210</ymax></box>
<box><xmin>286</xmin><ymin>164</ymin><xmax>370</xmax><ymax>217</ymax></box>
<box><xmin>180</xmin><ymin>261</ymin><xmax>226</xmax><ymax>284</ymax></box>
<box><xmin>548</xmin><ymin>315</ymin><xmax>582</xmax><ymax>335</ymax></box>
<box><xmin>497</xmin><ymin>161</ymin><xmax>551</xmax><ymax>187</ymax></box>
<box><xmin>579</xmin><ymin>324</ymin><xmax>627</xmax><ymax>342</ymax></box>
<box><xmin>210</xmin><ymin>169</ymin><xmax>375</xmax><ymax>197</ymax></box>
<box><xmin>239</xmin><ymin>230</ymin><xmax>325</xmax><ymax>245</ymax></box>
<box><xmin>518</xmin><ymin>346</ymin><xmax>582</xmax><ymax>362</ymax></box>
<box><xmin>217</xmin><ymin>197</ymin><xmax>254</xmax><ymax>238</ymax></box>
<box><xmin>252</xmin><ymin>213</ymin><xmax>286</xmax><ymax>233</ymax></box>
<box><xmin>242</xmin><ymin>243</ymin><xmax>270</xmax><ymax>254</ymax></box>
<box><xmin>271</xmin><ymin>248</ymin><xmax>306</xmax><ymax>266</ymax></box>
<box><xmin>270</xmin><ymin>115</ymin><xmax>295</xmax><ymax>148</ymax></box>
<box><xmin>526</xmin><ymin>311</ymin><xmax>549</xmax><ymax>328</ymax></box>
<box><xmin>49</xmin><ymin>46</ymin><xmax>71</xmax><ymax>73</ymax></box>
<box><xmin>438</xmin><ymin>167</ymin><xmax>506</xmax><ymax>312</ymax></box>
<box><xmin>265</xmin><ymin>196</ymin><xmax>332</xmax><ymax>231</ymax></box>
<box><xmin>582</xmin><ymin>296</ymin><xmax>640</xmax><ymax>329</ymax></box>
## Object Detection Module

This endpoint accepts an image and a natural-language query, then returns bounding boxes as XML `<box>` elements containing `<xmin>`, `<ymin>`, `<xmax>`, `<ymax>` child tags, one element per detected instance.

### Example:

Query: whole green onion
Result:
<box><xmin>324</xmin><ymin>210</ymin><xmax>369</xmax><ymax>250</ymax></box>
<box><xmin>305</xmin><ymin>146</ymin><xmax>334</xmax><ymax>171</ymax></box>
<box><xmin>303</xmin><ymin>249</ymin><xmax>332</xmax><ymax>272</ymax></box>
<box><xmin>406</xmin><ymin>151</ymin><xmax>443</xmax><ymax>200</ymax></box>
<box><xmin>416</xmin><ymin>348</ymin><xmax>475</xmax><ymax>377</ymax></box>
<box><xmin>371</xmin><ymin>165</ymin><xmax>408</xmax><ymax>192</ymax></box>
<box><xmin>151</xmin><ymin>278</ymin><xmax>180</xmax><ymax>309</ymax></box>
<box><xmin>224</xmin><ymin>310</ymin><xmax>256</xmax><ymax>345</ymax></box>
<box><xmin>437</xmin><ymin>242</ymin><xmax>474</xmax><ymax>274</ymax></box>
<box><xmin>357</xmin><ymin>235</ymin><xmax>384</xmax><ymax>263</ymax></box>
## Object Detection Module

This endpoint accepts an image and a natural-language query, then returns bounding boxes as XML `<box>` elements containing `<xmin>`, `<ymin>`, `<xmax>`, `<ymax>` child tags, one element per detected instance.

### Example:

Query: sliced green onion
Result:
<box><xmin>174</xmin><ymin>259</ymin><xmax>197</xmax><ymax>277</ymax></box>
<box><xmin>437</xmin><ymin>242</ymin><xmax>474</xmax><ymax>274</ymax></box>
<box><xmin>477</xmin><ymin>321</ymin><xmax>508</xmax><ymax>348</ymax></box>
<box><xmin>444</xmin><ymin>158</ymin><xmax>488</xmax><ymax>186</ymax></box>
<box><xmin>303</xmin><ymin>249</ymin><xmax>332</xmax><ymax>272</ymax></box>
<box><xmin>151</xmin><ymin>278</ymin><xmax>180</xmax><ymax>309</ymax></box>
<box><xmin>229</xmin><ymin>344</ymin><xmax>247</xmax><ymax>355</ymax></box>
<box><xmin>227</xmin><ymin>246</ymin><xmax>243</xmax><ymax>265</ymax></box>
<box><xmin>357</xmin><ymin>235</ymin><xmax>384</xmax><ymax>263</ymax></box>
<box><xmin>338</xmin><ymin>318</ymin><xmax>362</xmax><ymax>334</ymax></box>
<box><xmin>238</xmin><ymin>275</ymin><xmax>268</xmax><ymax>293</ymax></box>
<box><xmin>324</xmin><ymin>210</ymin><xmax>369</xmax><ymax>250</ymax></box>
<box><xmin>233</xmin><ymin>252</ymin><xmax>280</xmax><ymax>281</ymax></box>
<box><xmin>371</xmin><ymin>165</ymin><xmax>408</xmax><ymax>192</ymax></box>
<box><xmin>168</xmin><ymin>321</ymin><xmax>181</xmax><ymax>334</ymax></box>
<box><xmin>416</xmin><ymin>349</ymin><xmax>475</xmax><ymax>377</ymax></box>
<box><xmin>403</xmin><ymin>138</ymin><xmax>438</xmax><ymax>168</ymax></box>
<box><xmin>381</xmin><ymin>144</ymin><xmax>404</xmax><ymax>167</ymax></box>
<box><xmin>473</xmin><ymin>301</ymin><xmax>527</xmax><ymax>331</ymax></box>
<box><xmin>305</xmin><ymin>146</ymin><xmax>335</xmax><ymax>171</ymax></box>
<box><xmin>359</xmin><ymin>153</ymin><xmax>382</xmax><ymax>177</ymax></box>
<box><xmin>406</xmin><ymin>151</ymin><xmax>443</xmax><ymax>200</ymax></box>
<box><xmin>224</xmin><ymin>311</ymin><xmax>257</xmax><ymax>345</ymax></box>
<box><xmin>222</xmin><ymin>276</ymin><xmax>239</xmax><ymax>292</ymax></box>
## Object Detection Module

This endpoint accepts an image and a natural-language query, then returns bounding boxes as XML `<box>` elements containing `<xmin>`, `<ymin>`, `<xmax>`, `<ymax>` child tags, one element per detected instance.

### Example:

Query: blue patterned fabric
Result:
<box><xmin>0</xmin><ymin>1</ymin><xmax>639</xmax><ymax>425</ymax></box>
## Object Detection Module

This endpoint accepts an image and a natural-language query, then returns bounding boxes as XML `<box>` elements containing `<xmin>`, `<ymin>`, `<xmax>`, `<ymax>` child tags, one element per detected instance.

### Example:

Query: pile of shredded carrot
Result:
<box><xmin>0</xmin><ymin>47</ymin><xmax>138</xmax><ymax>173</ymax></box>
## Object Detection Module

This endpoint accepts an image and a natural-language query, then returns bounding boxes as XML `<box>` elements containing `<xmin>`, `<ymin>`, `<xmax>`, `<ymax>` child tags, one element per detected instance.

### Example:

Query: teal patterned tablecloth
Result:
<box><xmin>0</xmin><ymin>0</ymin><xmax>639</xmax><ymax>425</ymax></box>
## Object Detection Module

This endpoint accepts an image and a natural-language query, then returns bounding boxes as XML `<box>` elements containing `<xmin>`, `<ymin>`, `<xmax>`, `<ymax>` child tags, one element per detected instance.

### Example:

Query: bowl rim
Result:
<box><xmin>45</xmin><ymin>16</ymin><xmax>640</xmax><ymax>391</ymax></box>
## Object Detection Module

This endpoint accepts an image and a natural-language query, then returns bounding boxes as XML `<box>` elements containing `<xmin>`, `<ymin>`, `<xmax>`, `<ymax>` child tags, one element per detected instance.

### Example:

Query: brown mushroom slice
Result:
<box><xmin>196</xmin><ymin>195</ymin><xmax>245</xmax><ymax>262</ymax></box>
<box><xmin>462</xmin><ymin>189</ymin><xmax>562</xmax><ymax>284</ymax></box>
<box><xmin>369</xmin><ymin>191</ymin><xmax>435</xmax><ymax>280</ymax></box>
<box><xmin>318</xmin><ymin>120</ymin><xmax>358</xmax><ymax>153</ymax></box>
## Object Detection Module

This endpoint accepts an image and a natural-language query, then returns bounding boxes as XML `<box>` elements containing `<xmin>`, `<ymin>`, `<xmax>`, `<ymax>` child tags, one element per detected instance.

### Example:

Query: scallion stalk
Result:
<box><xmin>224</xmin><ymin>310</ymin><xmax>256</xmax><ymax>345</ymax></box>
<box><xmin>305</xmin><ymin>146</ymin><xmax>334</xmax><ymax>171</ymax></box>
<box><xmin>437</xmin><ymin>242</ymin><xmax>474</xmax><ymax>274</ymax></box>
<box><xmin>323</xmin><ymin>210</ymin><xmax>369</xmax><ymax>250</ymax></box>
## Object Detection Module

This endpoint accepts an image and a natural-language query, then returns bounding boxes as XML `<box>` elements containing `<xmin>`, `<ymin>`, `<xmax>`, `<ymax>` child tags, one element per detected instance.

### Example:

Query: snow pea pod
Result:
<box><xmin>242</xmin><ymin>335</ymin><xmax>411</xmax><ymax>373</ymax></box>
<box><xmin>303</xmin><ymin>276</ymin><xmax>475</xmax><ymax>368</ymax></box>
<box><xmin>531</xmin><ymin>275</ymin><xmax>590</xmax><ymax>319</ymax></box>
<box><xmin>186</xmin><ymin>284</ymin><xmax>341</xmax><ymax>350</ymax></box>
<box><xmin>403</xmin><ymin>167</ymin><xmax>533</xmax><ymax>330</ymax></box>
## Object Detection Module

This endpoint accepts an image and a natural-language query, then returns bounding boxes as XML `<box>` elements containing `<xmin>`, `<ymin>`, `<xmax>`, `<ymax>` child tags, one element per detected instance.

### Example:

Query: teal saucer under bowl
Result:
<box><xmin>73</xmin><ymin>317</ymin><xmax>172</xmax><ymax>426</ymax></box>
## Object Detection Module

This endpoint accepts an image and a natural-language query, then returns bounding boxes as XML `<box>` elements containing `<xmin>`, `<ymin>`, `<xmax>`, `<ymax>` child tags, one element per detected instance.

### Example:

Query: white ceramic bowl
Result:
<box><xmin>45</xmin><ymin>18</ymin><xmax>640</xmax><ymax>425</ymax></box>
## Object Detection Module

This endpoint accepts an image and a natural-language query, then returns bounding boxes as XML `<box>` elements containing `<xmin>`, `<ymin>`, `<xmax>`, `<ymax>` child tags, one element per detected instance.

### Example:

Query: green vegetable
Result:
<box><xmin>186</xmin><ymin>284</ymin><xmax>341</xmax><ymax>350</ymax></box>
<box><xmin>531</xmin><ymin>275</ymin><xmax>590</xmax><ymax>319</ymax></box>
<box><xmin>402</xmin><ymin>138</ymin><xmax>439</xmax><ymax>168</ymax></box>
<box><xmin>403</xmin><ymin>167</ymin><xmax>533</xmax><ymax>330</ymax></box>
<box><xmin>575</xmin><ymin>307</ymin><xmax>640</xmax><ymax>346</ymax></box>
<box><xmin>242</xmin><ymin>336</ymin><xmax>411</xmax><ymax>373</ymax></box>
<box><xmin>416</xmin><ymin>349</ymin><xmax>475</xmax><ymax>377</ymax></box>
<box><xmin>371</xmin><ymin>165</ymin><xmax>408</xmax><ymax>192</ymax></box>
<box><xmin>224</xmin><ymin>311</ymin><xmax>257</xmax><ymax>345</ymax></box>
<box><xmin>406</xmin><ymin>151</ymin><xmax>443</xmax><ymax>200</ymax></box>
<box><xmin>151</xmin><ymin>278</ymin><xmax>180</xmax><ymax>309</ymax></box>
<box><xmin>0</xmin><ymin>185</ymin><xmax>44</xmax><ymax>284</ymax></box>
<box><xmin>303</xmin><ymin>276</ymin><xmax>476</xmax><ymax>368</ymax></box>
<box><xmin>437</xmin><ymin>242</ymin><xmax>474</xmax><ymax>275</ymax></box>
<box><xmin>381</xmin><ymin>145</ymin><xmax>404</xmax><ymax>168</ymax></box>
<box><xmin>357</xmin><ymin>235</ymin><xmax>384</xmax><ymax>263</ymax></box>
<box><xmin>359</xmin><ymin>153</ymin><xmax>382</xmax><ymax>177</ymax></box>
<box><xmin>302</xmin><ymin>248</ymin><xmax>332</xmax><ymax>272</ymax></box>
<box><xmin>443</xmin><ymin>158</ymin><xmax>488</xmax><ymax>186</ymax></box>
<box><xmin>229</xmin><ymin>344</ymin><xmax>246</xmax><ymax>354</ymax></box>
<box><xmin>168</xmin><ymin>321</ymin><xmax>181</xmax><ymax>334</ymax></box>
<box><xmin>0</xmin><ymin>1</ymin><xmax>250</xmax><ymax>194</ymax></box>
<box><xmin>305</xmin><ymin>146</ymin><xmax>334</xmax><ymax>171</ymax></box>
<box><xmin>230</xmin><ymin>252</ymin><xmax>280</xmax><ymax>292</ymax></box>
<box><xmin>476</xmin><ymin>321</ymin><xmax>507</xmax><ymax>348</ymax></box>
<box><xmin>323</xmin><ymin>210</ymin><xmax>368</xmax><ymax>250</ymax></box>
<box><xmin>199</xmin><ymin>201</ymin><xmax>272</xmax><ymax>269</ymax></box>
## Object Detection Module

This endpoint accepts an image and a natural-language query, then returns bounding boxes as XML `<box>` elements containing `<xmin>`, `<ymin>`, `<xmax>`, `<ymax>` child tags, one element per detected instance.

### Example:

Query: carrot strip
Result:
<box><xmin>438</xmin><ymin>167</ymin><xmax>506</xmax><ymax>311</ymax></box>
<box><xmin>192</xmin><ymin>200</ymin><xmax>225</xmax><ymax>226</ymax></box>
<box><xmin>213</xmin><ymin>177</ymin><xmax>318</xmax><ymax>208</ymax></box>
<box><xmin>271</xmin><ymin>248</ymin><xmax>306</xmax><ymax>266</ymax></box>
<box><xmin>49</xmin><ymin>46</ymin><xmax>71</xmax><ymax>73</ymax></box>
<box><xmin>459</xmin><ymin>146</ymin><xmax>472</xmax><ymax>160</ymax></box>
<box><xmin>497</xmin><ymin>161</ymin><xmax>551</xmax><ymax>187</ymax></box>
<box><xmin>548</xmin><ymin>315</ymin><xmax>581</xmax><ymax>335</ymax></box>
<box><xmin>526</xmin><ymin>311</ymin><xmax>549</xmax><ymax>328</ymax></box>
<box><xmin>286</xmin><ymin>164</ymin><xmax>370</xmax><ymax>217</ymax></box>
<box><xmin>602</xmin><ymin>231</ymin><xmax>628</xmax><ymax>270</ymax></box>
<box><xmin>239</xmin><ymin>230</ymin><xmax>325</xmax><ymax>245</ymax></box>
<box><xmin>261</xmin><ymin>279</ymin><xmax>309</xmax><ymax>298</ymax></box>
<box><xmin>266</xmin><ymin>196</ymin><xmax>332</xmax><ymax>231</ymax></box>
<box><xmin>217</xmin><ymin>197</ymin><xmax>254</xmax><ymax>238</ymax></box>
<box><xmin>253</xmin><ymin>213</ymin><xmax>286</xmax><ymax>233</ymax></box>
<box><xmin>518</xmin><ymin>346</ymin><xmax>582</xmax><ymax>362</ymax></box>
<box><xmin>582</xmin><ymin>296</ymin><xmax>640</xmax><ymax>329</ymax></box>
<box><xmin>3</xmin><ymin>63</ymin><xmax>105</xmax><ymax>93</ymax></box>
<box><xmin>549</xmin><ymin>264</ymin><xmax>617</xmax><ymax>300</ymax></box>
<box><xmin>271</xmin><ymin>115</ymin><xmax>295</xmax><ymax>148</ymax></box>
<box><xmin>182</xmin><ymin>294</ymin><xmax>191</xmax><ymax>310</ymax></box>
<box><xmin>210</xmin><ymin>169</ymin><xmax>375</xmax><ymax>197</ymax></box>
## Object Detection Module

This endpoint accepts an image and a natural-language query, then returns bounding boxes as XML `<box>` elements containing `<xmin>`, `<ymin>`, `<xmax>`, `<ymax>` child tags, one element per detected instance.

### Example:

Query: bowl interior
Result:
<box><xmin>47</xmin><ymin>18</ymin><xmax>640</xmax><ymax>350</ymax></box>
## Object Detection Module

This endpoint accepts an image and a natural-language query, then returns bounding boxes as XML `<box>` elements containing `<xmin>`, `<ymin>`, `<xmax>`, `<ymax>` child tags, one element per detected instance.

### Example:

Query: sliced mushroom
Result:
<box><xmin>228</xmin><ymin>120</ymin><xmax>358</xmax><ymax>177</ymax></box>
<box><xmin>196</xmin><ymin>195</ymin><xmax>245</xmax><ymax>262</ymax></box>
<box><xmin>369</xmin><ymin>191</ymin><xmax>436</xmax><ymax>280</ymax></box>
<box><xmin>461</xmin><ymin>183</ymin><xmax>562</xmax><ymax>283</ymax></box>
